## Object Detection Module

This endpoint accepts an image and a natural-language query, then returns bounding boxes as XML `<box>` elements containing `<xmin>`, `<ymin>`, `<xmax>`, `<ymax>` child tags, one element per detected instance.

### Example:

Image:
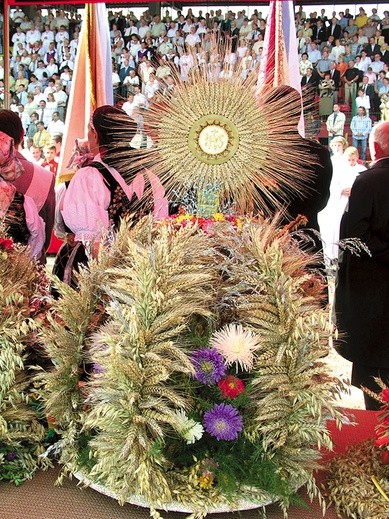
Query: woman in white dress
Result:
<box><xmin>319</xmin><ymin>141</ymin><xmax>366</xmax><ymax>264</ymax></box>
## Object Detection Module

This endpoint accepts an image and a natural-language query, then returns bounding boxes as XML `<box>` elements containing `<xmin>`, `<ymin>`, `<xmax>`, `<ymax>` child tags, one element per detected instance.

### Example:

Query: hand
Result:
<box><xmin>341</xmin><ymin>188</ymin><xmax>351</xmax><ymax>197</ymax></box>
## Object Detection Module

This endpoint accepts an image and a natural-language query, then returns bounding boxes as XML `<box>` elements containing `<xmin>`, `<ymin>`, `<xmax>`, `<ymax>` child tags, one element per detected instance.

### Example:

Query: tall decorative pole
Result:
<box><xmin>3</xmin><ymin>0</ymin><xmax>10</xmax><ymax>109</ymax></box>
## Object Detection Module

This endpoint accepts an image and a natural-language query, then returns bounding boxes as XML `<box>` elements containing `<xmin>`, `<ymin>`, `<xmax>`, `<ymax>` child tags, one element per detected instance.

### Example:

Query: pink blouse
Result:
<box><xmin>61</xmin><ymin>154</ymin><xmax>168</xmax><ymax>242</ymax></box>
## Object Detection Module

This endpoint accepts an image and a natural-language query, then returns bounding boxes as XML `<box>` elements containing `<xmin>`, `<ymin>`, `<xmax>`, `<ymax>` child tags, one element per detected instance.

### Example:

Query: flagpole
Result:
<box><xmin>3</xmin><ymin>0</ymin><xmax>10</xmax><ymax>109</ymax></box>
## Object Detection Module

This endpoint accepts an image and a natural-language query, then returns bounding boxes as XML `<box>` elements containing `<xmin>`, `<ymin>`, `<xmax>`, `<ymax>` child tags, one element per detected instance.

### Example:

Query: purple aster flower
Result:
<box><xmin>191</xmin><ymin>348</ymin><xmax>226</xmax><ymax>385</ymax></box>
<box><xmin>203</xmin><ymin>403</ymin><xmax>243</xmax><ymax>441</ymax></box>
<box><xmin>93</xmin><ymin>363</ymin><xmax>104</xmax><ymax>374</ymax></box>
<box><xmin>5</xmin><ymin>450</ymin><xmax>17</xmax><ymax>461</ymax></box>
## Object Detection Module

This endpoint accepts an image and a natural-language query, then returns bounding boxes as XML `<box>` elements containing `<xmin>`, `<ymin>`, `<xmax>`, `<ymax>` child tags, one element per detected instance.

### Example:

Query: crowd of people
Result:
<box><xmin>0</xmin><ymin>5</ymin><xmax>388</xmax><ymax>167</ymax></box>
<box><xmin>298</xmin><ymin>7</ymin><xmax>389</xmax><ymax>129</ymax></box>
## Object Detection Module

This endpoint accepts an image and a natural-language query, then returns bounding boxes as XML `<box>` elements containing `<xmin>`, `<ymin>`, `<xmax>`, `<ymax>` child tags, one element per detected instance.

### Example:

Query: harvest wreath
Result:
<box><xmin>38</xmin><ymin>216</ymin><xmax>346</xmax><ymax>518</ymax></box>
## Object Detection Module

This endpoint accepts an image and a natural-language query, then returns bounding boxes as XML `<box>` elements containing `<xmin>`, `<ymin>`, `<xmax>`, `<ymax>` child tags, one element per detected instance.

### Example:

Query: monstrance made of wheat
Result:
<box><xmin>107</xmin><ymin>46</ymin><xmax>314</xmax><ymax>218</ymax></box>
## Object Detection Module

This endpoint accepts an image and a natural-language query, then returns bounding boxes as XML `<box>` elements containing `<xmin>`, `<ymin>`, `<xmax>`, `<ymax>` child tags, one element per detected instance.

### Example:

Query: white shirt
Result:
<box><xmin>138</xmin><ymin>25</ymin><xmax>150</xmax><ymax>39</ymax></box>
<box><xmin>34</xmin><ymin>67</ymin><xmax>48</xmax><ymax>82</ymax></box>
<box><xmin>54</xmin><ymin>89</ymin><xmax>68</xmax><ymax>107</ymax></box>
<box><xmin>133</xmin><ymin>92</ymin><xmax>148</xmax><ymax>108</ymax></box>
<box><xmin>144</xmin><ymin>79</ymin><xmax>160</xmax><ymax>99</ymax></box>
<box><xmin>12</xmin><ymin>32</ymin><xmax>26</xmax><ymax>45</ymax></box>
<box><xmin>122</xmin><ymin>100</ymin><xmax>137</xmax><ymax>117</ymax></box>
<box><xmin>47</xmin><ymin>118</ymin><xmax>65</xmax><ymax>136</ymax></box>
<box><xmin>185</xmin><ymin>32</ymin><xmax>201</xmax><ymax>47</ymax></box>
<box><xmin>41</xmin><ymin>30</ymin><xmax>55</xmax><ymax>51</ymax></box>
<box><xmin>371</xmin><ymin>61</ymin><xmax>385</xmax><ymax>74</ymax></box>
<box><xmin>26</xmin><ymin>29</ymin><xmax>42</xmax><ymax>46</ymax></box>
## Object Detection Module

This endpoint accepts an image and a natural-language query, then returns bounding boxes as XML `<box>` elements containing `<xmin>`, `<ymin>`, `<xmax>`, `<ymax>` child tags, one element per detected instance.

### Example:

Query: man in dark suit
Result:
<box><xmin>365</xmin><ymin>37</ymin><xmax>381</xmax><ymax>57</ymax></box>
<box><xmin>301</xmin><ymin>68</ymin><xmax>319</xmax><ymax>110</ymax></box>
<box><xmin>329</xmin><ymin>61</ymin><xmax>341</xmax><ymax>103</ymax></box>
<box><xmin>336</xmin><ymin>121</ymin><xmax>389</xmax><ymax>410</ymax></box>
<box><xmin>119</xmin><ymin>57</ymin><xmax>135</xmax><ymax>97</ymax></box>
<box><xmin>381</xmin><ymin>43</ymin><xmax>389</xmax><ymax>65</ymax></box>
<box><xmin>301</xmin><ymin>67</ymin><xmax>319</xmax><ymax>88</ymax></box>
<box><xmin>312</xmin><ymin>19</ymin><xmax>327</xmax><ymax>45</ymax></box>
<box><xmin>112</xmin><ymin>10</ymin><xmax>126</xmax><ymax>35</ymax></box>
<box><xmin>359</xmin><ymin>74</ymin><xmax>378</xmax><ymax>112</ymax></box>
<box><xmin>328</xmin><ymin>17</ymin><xmax>342</xmax><ymax>40</ymax></box>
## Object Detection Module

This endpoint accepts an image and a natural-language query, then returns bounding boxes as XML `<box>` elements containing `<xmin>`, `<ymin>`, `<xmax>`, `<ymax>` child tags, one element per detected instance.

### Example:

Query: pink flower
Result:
<box><xmin>210</xmin><ymin>324</ymin><xmax>260</xmax><ymax>371</ymax></box>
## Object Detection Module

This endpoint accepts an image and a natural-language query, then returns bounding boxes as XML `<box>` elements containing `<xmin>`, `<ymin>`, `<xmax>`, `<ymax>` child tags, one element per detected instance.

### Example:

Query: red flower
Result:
<box><xmin>0</xmin><ymin>237</ymin><xmax>13</xmax><ymax>251</ymax></box>
<box><xmin>218</xmin><ymin>376</ymin><xmax>245</xmax><ymax>399</ymax></box>
<box><xmin>382</xmin><ymin>388</ymin><xmax>389</xmax><ymax>402</ymax></box>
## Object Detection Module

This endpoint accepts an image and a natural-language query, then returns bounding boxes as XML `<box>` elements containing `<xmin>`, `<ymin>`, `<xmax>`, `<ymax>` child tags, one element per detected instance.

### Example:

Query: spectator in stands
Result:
<box><xmin>34</xmin><ymin>60</ymin><xmax>48</xmax><ymax>82</ymax></box>
<box><xmin>355</xmin><ymin>7</ymin><xmax>368</xmax><ymax>30</ymax></box>
<box><xmin>371</xmin><ymin>53</ymin><xmax>385</xmax><ymax>74</ymax></box>
<box><xmin>319</xmin><ymin>72</ymin><xmax>335</xmax><ymax>117</ymax></box>
<box><xmin>299</xmin><ymin>52</ymin><xmax>312</xmax><ymax>77</ymax></box>
<box><xmin>379</xmin><ymin>77</ymin><xmax>389</xmax><ymax>98</ymax></box>
<box><xmin>357</xmin><ymin>27</ymin><xmax>368</xmax><ymax>47</ymax></box>
<box><xmin>359</xmin><ymin>49</ymin><xmax>372</xmax><ymax>73</ymax></box>
<box><xmin>326</xmin><ymin>103</ymin><xmax>346</xmax><ymax>147</ymax></box>
<box><xmin>344</xmin><ymin>60</ymin><xmax>360</xmax><ymax>106</ymax></box>
<box><xmin>16</xmin><ymin>103</ymin><xmax>30</xmax><ymax>133</ymax></box>
<box><xmin>360</xmin><ymin>74</ymin><xmax>378</xmax><ymax>112</ymax></box>
<box><xmin>350</xmin><ymin>106</ymin><xmax>372</xmax><ymax>160</ymax></box>
<box><xmin>328</xmin><ymin>61</ymin><xmax>341</xmax><ymax>103</ymax></box>
<box><xmin>54</xmin><ymin>82</ymin><xmax>68</xmax><ymax>121</ymax></box>
<box><xmin>47</xmin><ymin>111</ymin><xmax>64</xmax><ymax>138</ymax></box>
<box><xmin>41</xmin><ymin>144</ymin><xmax>58</xmax><ymax>176</ymax></box>
<box><xmin>381</xmin><ymin>43</ymin><xmax>389</xmax><ymax>64</ymax></box>
<box><xmin>33</xmin><ymin>120</ymin><xmax>51</xmax><ymax>148</ymax></box>
<box><xmin>330</xmin><ymin>38</ymin><xmax>345</xmax><ymax>63</ymax></box>
<box><xmin>364</xmin><ymin>67</ymin><xmax>377</xmax><ymax>85</ymax></box>
<box><xmin>37</xmin><ymin>99</ymin><xmax>51</xmax><ymax>128</ymax></box>
<box><xmin>26</xmin><ymin>112</ymin><xmax>38</xmax><ymax>141</ymax></box>
<box><xmin>316</xmin><ymin>48</ymin><xmax>331</xmax><ymax>78</ymax></box>
<box><xmin>133</xmin><ymin>84</ymin><xmax>148</xmax><ymax>108</ymax></box>
<box><xmin>24</xmin><ymin>93</ymin><xmax>38</xmax><ymax>116</ymax></box>
<box><xmin>122</xmin><ymin>92</ymin><xmax>137</xmax><ymax>117</ymax></box>
<box><xmin>313</xmin><ymin>19</ymin><xmax>327</xmax><ymax>46</ymax></box>
<box><xmin>366</xmin><ymin>36</ymin><xmax>381</xmax><ymax>57</ymax></box>
<box><xmin>355</xmin><ymin>87</ymin><xmax>371</xmax><ymax>115</ymax></box>
<box><xmin>49</xmin><ymin>134</ymin><xmax>62</xmax><ymax>161</ymax></box>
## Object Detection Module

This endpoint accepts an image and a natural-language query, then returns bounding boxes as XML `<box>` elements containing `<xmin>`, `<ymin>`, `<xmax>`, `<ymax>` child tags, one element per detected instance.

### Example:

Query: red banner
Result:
<box><xmin>8</xmin><ymin>0</ymin><xmax>263</xmax><ymax>4</ymax></box>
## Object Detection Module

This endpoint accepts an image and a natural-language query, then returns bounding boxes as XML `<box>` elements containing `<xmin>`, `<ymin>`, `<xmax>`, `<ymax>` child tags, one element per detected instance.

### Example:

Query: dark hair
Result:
<box><xmin>51</xmin><ymin>134</ymin><xmax>62</xmax><ymax>143</ymax></box>
<box><xmin>0</xmin><ymin>109</ymin><xmax>24</xmax><ymax>144</ymax></box>
<box><xmin>92</xmin><ymin>105</ymin><xmax>135</xmax><ymax>148</ymax></box>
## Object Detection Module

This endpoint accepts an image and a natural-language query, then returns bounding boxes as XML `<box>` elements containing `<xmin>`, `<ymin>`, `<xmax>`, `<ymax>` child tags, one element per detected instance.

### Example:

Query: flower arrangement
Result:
<box><xmin>171</xmin><ymin>211</ymin><xmax>242</xmax><ymax>234</ymax></box>
<box><xmin>0</xmin><ymin>231</ymin><xmax>51</xmax><ymax>485</ymax></box>
<box><xmin>38</xmin><ymin>216</ymin><xmax>346</xmax><ymax>518</ymax></box>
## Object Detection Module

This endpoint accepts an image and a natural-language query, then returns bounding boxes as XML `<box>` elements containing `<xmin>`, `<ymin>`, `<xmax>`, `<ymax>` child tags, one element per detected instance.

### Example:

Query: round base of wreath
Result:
<box><xmin>73</xmin><ymin>470</ymin><xmax>278</xmax><ymax>514</ymax></box>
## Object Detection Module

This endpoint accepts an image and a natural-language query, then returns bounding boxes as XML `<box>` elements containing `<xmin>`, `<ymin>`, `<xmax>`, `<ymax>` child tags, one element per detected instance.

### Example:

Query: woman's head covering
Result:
<box><xmin>0</xmin><ymin>131</ymin><xmax>23</xmax><ymax>182</ymax></box>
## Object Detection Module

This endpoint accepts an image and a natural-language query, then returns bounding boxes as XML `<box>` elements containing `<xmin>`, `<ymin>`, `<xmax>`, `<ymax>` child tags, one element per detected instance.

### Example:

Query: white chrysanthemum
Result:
<box><xmin>173</xmin><ymin>410</ymin><xmax>204</xmax><ymax>444</ymax></box>
<box><xmin>210</xmin><ymin>324</ymin><xmax>260</xmax><ymax>371</ymax></box>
